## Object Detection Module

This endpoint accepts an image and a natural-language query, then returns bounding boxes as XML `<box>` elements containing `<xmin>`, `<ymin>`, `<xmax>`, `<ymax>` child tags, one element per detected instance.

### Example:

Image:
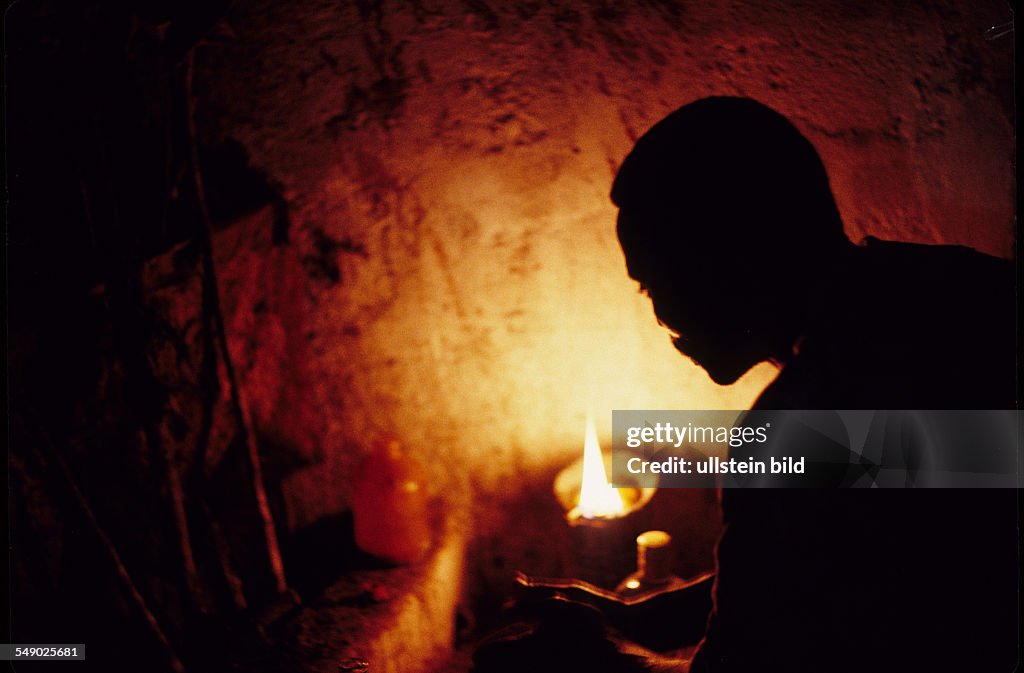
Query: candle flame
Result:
<box><xmin>577</xmin><ymin>415</ymin><xmax>625</xmax><ymax>518</ymax></box>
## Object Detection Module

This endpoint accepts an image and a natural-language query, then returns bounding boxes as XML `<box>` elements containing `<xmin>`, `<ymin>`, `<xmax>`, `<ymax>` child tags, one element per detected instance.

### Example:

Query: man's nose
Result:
<box><xmin>655</xmin><ymin>314</ymin><xmax>682</xmax><ymax>337</ymax></box>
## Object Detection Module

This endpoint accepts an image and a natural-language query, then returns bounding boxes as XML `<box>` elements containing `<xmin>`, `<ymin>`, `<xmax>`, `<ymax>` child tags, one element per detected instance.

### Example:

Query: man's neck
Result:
<box><xmin>772</xmin><ymin>239</ymin><xmax>860</xmax><ymax>367</ymax></box>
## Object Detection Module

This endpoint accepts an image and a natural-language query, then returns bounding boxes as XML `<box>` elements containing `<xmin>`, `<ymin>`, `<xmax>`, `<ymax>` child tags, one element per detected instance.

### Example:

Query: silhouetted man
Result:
<box><xmin>612</xmin><ymin>97</ymin><xmax>1018</xmax><ymax>672</ymax></box>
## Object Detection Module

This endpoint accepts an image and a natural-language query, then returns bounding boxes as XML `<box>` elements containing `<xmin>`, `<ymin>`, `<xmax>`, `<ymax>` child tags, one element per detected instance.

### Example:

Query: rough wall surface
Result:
<box><xmin>197</xmin><ymin>0</ymin><xmax>1014</xmax><ymax>528</ymax></box>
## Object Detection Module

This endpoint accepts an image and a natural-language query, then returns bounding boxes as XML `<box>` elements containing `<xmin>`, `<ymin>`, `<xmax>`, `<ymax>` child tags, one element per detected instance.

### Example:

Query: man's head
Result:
<box><xmin>612</xmin><ymin>97</ymin><xmax>849</xmax><ymax>384</ymax></box>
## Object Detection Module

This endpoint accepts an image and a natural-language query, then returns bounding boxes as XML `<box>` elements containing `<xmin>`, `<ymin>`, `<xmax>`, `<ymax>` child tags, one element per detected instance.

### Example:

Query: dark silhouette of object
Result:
<box><xmin>612</xmin><ymin>97</ymin><xmax>1018</xmax><ymax>671</ymax></box>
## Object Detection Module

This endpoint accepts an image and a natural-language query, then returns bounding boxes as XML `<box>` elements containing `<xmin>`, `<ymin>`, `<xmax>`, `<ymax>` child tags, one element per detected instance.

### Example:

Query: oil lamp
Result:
<box><xmin>553</xmin><ymin>415</ymin><xmax>656</xmax><ymax>587</ymax></box>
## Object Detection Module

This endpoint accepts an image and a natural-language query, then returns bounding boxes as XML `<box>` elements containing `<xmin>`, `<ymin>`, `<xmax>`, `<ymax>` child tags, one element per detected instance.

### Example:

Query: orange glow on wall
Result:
<box><xmin>200</xmin><ymin>1</ymin><xmax>1014</xmax><ymax>529</ymax></box>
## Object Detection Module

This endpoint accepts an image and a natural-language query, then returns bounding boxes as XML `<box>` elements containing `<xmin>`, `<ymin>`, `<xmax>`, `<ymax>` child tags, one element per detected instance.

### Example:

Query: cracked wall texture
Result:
<box><xmin>196</xmin><ymin>0</ymin><xmax>1014</xmax><ymax>529</ymax></box>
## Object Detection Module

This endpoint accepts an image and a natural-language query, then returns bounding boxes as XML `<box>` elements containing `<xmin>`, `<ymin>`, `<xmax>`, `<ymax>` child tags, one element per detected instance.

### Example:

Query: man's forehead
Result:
<box><xmin>615</xmin><ymin>208</ymin><xmax>646</xmax><ymax>282</ymax></box>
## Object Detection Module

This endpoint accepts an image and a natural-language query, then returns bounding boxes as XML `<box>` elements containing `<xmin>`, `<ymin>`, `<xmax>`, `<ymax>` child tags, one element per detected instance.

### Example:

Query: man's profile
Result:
<box><xmin>612</xmin><ymin>97</ymin><xmax>1017</xmax><ymax>672</ymax></box>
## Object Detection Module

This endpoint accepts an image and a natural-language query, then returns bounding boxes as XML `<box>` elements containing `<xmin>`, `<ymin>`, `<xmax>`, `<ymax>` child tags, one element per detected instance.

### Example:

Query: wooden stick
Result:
<box><xmin>29</xmin><ymin>425</ymin><xmax>186</xmax><ymax>673</ymax></box>
<box><xmin>183</xmin><ymin>51</ymin><xmax>288</xmax><ymax>594</ymax></box>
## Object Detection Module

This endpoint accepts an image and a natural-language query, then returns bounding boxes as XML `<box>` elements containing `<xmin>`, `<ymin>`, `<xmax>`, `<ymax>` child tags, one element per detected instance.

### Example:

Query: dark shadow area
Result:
<box><xmin>279</xmin><ymin>512</ymin><xmax>393</xmax><ymax>601</ymax></box>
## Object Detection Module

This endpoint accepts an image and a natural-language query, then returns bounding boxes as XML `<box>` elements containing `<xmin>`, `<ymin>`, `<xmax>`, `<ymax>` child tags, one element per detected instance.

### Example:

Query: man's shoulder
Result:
<box><xmin>861</xmin><ymin>236</ymin><xmax>1013</xmax><ymax>285</ymax></box>
<box><xmin>756</xmin><ymin>238</ymin><xmax>1016</xmax><ymax>410</ymax></box>
<box><xmin>859</xmin><ymin>237</ymin><xmax>1015</xmax><ymax>356</ymax></box>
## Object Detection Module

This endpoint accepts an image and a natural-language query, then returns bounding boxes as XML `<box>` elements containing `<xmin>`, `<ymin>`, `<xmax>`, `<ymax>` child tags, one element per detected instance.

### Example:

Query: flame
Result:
<box><xmin>577</xmin><ymin>415</ymin><xmax>625</xmax><ymax>518</ymax></box>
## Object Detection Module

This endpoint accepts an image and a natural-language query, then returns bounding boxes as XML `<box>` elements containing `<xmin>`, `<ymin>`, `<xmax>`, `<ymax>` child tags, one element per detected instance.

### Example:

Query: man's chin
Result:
<box><xmin>694</xmin><ymin>357</ymin><xmax>754</xmax><ymax>386</ymax></box>
<box><xmin>674</xmin><ymin>339</ymin><xmax>755</xmax><ymax>385</ymax></box>
<box><xmin>703</xmin><ymin>365</ymin><xmax>746</xmax><ymax>386</ymax></box>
